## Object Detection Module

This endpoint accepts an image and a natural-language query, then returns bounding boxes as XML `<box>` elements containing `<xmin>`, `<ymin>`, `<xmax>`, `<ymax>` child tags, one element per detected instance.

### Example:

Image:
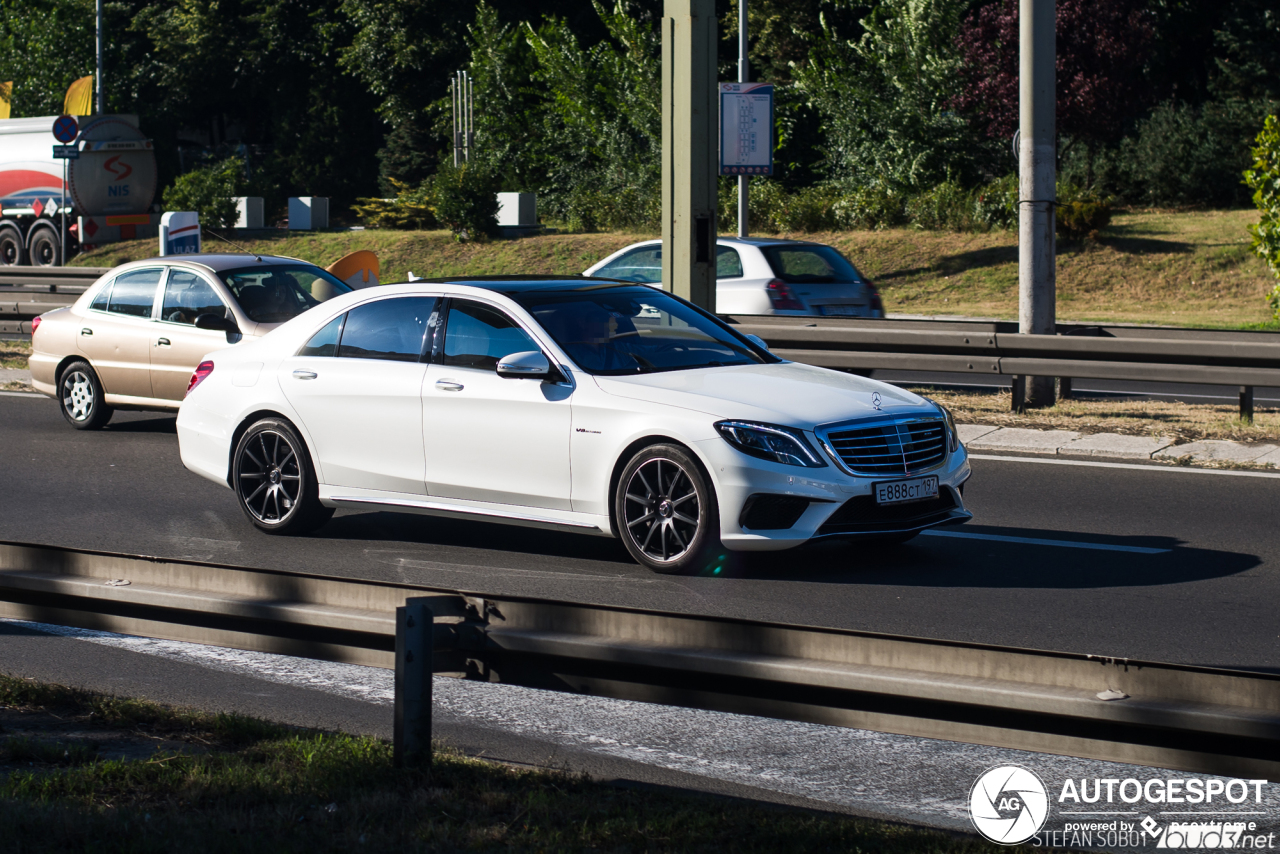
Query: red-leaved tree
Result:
<box><xmin>953</xmin><ymin>0</ymin><xmax>1154</xmax><ymax>147</ymax></box>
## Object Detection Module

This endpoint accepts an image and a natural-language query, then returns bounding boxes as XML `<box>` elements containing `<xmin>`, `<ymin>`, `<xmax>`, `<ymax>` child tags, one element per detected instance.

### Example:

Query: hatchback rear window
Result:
<box><xmin>761</xmin><ymin>246</ymin><xmax>864</xmax><ymax>284</ymax></box>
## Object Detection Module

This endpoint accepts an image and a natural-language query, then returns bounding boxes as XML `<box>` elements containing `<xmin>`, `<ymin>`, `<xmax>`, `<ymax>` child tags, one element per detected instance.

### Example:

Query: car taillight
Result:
<box><xmin>766</xmin><ymin>279</ymin><xmax>805</xmax><ymax>311</ymax></box>
<box><xmin>30</xmin><ymin>315</ymin><xmax>41</xmax><ymax>335</ymax></box>
<box><xmin>186</xmin><ymin>360</ymin><xmax>214</xmax><ymax>397</ymax></box>
<box><xmin>867</xmin><ymin>284</ymin><xmax>884</xmax><ymax>315</ymax></box>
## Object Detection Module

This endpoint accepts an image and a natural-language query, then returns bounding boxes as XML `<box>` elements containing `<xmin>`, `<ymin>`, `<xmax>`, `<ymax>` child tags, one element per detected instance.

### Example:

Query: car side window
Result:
<box><xmin>89</xmin><ymin>281</ymin><xmax>112</xmax><ymax>312</ymax></box>
<box><xmin>596</xmin><ymin>247</ymin><xmax>662</xmax><ymax>283</ymax></box>
<box><xmin>336</xmin><ymin>296</ymin><xmax>439</xmax><ymax>362</ymax></box>
<box><xmin>106</xmin><ymin>268</ymin><xmax>162</xmax><ymax>319</ymax></box>
<box><xmin>441</xmin><ymin>300</ymin><xmax>539</xmax><ymax>370</ymax></box>
<box><xmin>161</xmin><ymin>270</ymin><xmax>228</xmax><ymax>325</ymax></box>
<box><xmin>716</xmin><ymin>246</ymin><xmax>743</xmax><ymax>279</ymax></box>
<box><xmin>299</xmin><ymin>314</ymin><xmax>345</xmax><ymax>357</ymax></box>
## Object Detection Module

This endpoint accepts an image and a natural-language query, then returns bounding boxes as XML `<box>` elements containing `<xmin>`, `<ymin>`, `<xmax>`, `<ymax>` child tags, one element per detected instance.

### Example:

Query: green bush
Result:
<box><xmin>1243</xmin><ymin>114</ymin><xmax>1280</xmax><ymax>316</ymax></box>
<box><xmin>833</xmin><ymin>184</ymin><xmax>910</xmax><ymax>230</ymax></box>
<box><xmin>562</xmin><ymin>185</ymin><xmax>660</xmax><ymax>233</ymax></box>
<box><xmin>905</xmin><ymin>181</ymin><xmax>982</xmax><ymax>231</ymax></box>
<box><xmin>1056</xmin><ymin>184</ymin><xmax>1114</xmax><ymax>239</ymax></box>
<box><xmin>432</xmin><ymin>163</ymin><xmax>500</xmax><ymax>241</ymax></box>
<box><xmin>974</xmin><ymin>175</ymin><xmax>1019</xmax><ymax>231</ymax></box>
<box><xmin>352</xmin><ymin>178</ymin><xmax>438</xmax><ymax>230</ymax></box>
<box><xmin>161</xmin><ymin>157</ymin><xmax>244</xmax><ymax>229</ymax></box>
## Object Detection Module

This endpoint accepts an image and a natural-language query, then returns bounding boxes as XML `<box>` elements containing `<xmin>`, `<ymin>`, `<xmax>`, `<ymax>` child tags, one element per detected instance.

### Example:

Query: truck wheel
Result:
<box><xmin>0</xmin><ymin>226</ymin><xmax>23</xmax><ymax>266</ymax></box>
<box><xmin>28</xmin><ymin>228</ymin><xmax>59</xmax><ymax>267</ymax></box>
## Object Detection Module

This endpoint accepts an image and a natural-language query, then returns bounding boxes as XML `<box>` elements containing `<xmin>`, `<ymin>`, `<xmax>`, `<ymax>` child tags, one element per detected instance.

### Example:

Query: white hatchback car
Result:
<box><xmin>177</xmin><ymin>277</ymin><xmax>970</xmax><ymax>574</ymax></box>
<box><xmin>584</xmin><ymin>237</ymin><xmax>885</xmax><ymax>318</ymax></box>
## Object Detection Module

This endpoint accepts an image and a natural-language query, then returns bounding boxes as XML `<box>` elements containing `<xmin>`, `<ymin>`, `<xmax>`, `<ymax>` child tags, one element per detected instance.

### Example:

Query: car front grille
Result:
<box><xmin>823</xmin><ymin>418</ymin><xmax>947</xmax><ymax>476</ymax></box>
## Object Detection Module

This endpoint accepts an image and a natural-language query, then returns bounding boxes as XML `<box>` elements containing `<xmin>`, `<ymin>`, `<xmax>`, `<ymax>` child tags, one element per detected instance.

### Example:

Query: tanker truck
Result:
<box><xmin>0</xmin><ymin>114</ymin><xmax>159</xmax><ymax>266</ymax></box>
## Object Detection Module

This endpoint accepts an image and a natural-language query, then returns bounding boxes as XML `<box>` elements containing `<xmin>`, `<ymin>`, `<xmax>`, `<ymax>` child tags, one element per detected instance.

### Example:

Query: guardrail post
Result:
<box><xmin>1058</xmin><ymin>377</ymin><xmax>1072</xmax><ymax>400</ymax></box>
<box><xmin>1011</xmin><ymin>375</ymin><xmax>1026</xmax><ymax>412</ymax></box>
<box><xmin>1240</xmin><ymin>386</ymin><xmax>1254</xmax><ymax>424</ymax></box>
<box><xmin>394</xmin><ymin>598</ymin><xmax>432</xmax><ymax>768</ymax></box>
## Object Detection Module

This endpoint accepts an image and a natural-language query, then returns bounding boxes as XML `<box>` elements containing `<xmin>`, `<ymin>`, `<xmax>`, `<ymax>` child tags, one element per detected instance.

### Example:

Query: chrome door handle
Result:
<box><xmin>80</xmin><ymin>328</ymin><xmax>92</xmax><ymax>336</ymax></box>
<box><xmin>293</xmin><ymin>370</ymin><xmax>318</xmax><ymax>380</ymax></box>
<box><xmin>156</xmin><ymin>338</ymin><xmax>171</xmax><ymax>347</ymax></box>
<box><xmin>435</xmin><ymin>380</ymin><xmax>464</xmax><ymax>392</ymax></box>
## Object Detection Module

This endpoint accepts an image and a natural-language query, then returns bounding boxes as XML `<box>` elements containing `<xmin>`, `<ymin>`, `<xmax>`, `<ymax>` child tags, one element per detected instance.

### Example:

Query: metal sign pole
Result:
<box><xmin>60</xmin><ymin>158</ymin><xmax>67</xmax><ymax>266</ymax></box>
<box><xmin>737</xmin><ymin>0</ymin><xmax>748</xmax><ymax>238</ymax></box>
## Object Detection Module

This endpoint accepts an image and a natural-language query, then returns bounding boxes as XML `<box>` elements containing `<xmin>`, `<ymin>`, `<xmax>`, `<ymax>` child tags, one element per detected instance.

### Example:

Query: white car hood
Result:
<box><xmin>593</xmin><ymin>361</ymin><xmax>935</xmax><ymax>428</ymax></box>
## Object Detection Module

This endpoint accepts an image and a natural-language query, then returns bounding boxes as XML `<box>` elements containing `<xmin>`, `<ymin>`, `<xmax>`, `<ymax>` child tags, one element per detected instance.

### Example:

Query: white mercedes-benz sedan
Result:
<box><xmin>176</xmin><ymin>277</ymin><xmax>971</xmax><ymax>574</ymax></box>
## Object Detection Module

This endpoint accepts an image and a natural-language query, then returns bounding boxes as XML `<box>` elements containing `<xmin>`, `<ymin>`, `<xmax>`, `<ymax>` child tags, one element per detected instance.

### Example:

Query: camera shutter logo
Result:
<box><xmin>969</xmin><ymin>765</ymin><xmax>1049</xmax><ymax>844</ymax></box>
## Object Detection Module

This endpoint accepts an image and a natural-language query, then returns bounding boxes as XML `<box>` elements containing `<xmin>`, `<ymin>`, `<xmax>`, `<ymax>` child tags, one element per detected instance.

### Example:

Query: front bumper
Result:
<box><xmin>694</xmin><ymin>435</ymin><xmax>971</xmax><ymax>551</ymax></box>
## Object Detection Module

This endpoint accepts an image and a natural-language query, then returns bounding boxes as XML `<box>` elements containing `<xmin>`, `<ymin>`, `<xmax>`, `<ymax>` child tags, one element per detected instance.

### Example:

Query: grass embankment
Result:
<box><xmin>0</xmin><ymin>674</ymin><xmax>1010</xmax><ymax>854</ymax></box>
<box><xmin>914</xmin><ymin>387</ymin><xmax>1280</xmax><ymax>445</ymax></box>
<box><xmin>76</xmin><ymin>208</ymin><xmax>1274</xmax><ymax>329</ymax></box>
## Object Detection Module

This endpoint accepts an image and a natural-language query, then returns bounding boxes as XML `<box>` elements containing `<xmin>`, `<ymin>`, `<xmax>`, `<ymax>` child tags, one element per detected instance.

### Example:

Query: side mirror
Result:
<box><xmin>745</xmin><ymin>333</ymin><xmax>769</xmax><ymax>351</ymax></box>
<box><xmin>497</xmin><ymin>350</ymin><xmax>552</xmax><ymax>380</ymax></box>
<box><xmin>195</xmin><ymin>313</ymin><xmax>239</xmax><ymax>333</ymax></box>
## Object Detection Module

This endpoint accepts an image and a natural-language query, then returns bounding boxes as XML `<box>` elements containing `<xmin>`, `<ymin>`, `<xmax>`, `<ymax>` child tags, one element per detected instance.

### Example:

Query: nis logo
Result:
<box><xmin>104</xmin><ymin>155</ymin><xmax>133</xmax><ymax>196</ymax></box>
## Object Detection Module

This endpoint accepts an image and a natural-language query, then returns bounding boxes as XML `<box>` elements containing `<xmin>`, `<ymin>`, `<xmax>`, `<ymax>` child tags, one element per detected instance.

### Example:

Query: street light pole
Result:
<box><xmin>1018</xmin><ymin>0</ymin><xmax>1056</xmax><ymax>408</ymax></box>
<box><xmin>737</xmin><ymin>0</ymin><xmax>748</xmax><ymax>238</ymax></box>
<box><xmin>95</xmin><ymin>0</ymin><xmax>104</xmax><ymax>114</ymax></box>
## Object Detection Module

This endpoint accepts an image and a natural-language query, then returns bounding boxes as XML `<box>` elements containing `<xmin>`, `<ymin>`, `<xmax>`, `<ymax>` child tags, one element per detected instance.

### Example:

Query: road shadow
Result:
<box><xmin>1094</xmin><ymin>235</ymin><xmax>1192</xmax><ymax>255</ymax></box>
<box><xmin>316</xmin><ymin>510</ymin><xmax>636</xmax><ymax>566</ymax></box>
<box><xmin>714</xmin><ymin>524</ymin><xmax>1258</xmax><ymax>589</ymax></box>
<box><xmin>103</xmin><ymin>415</ymin><xmax>177</xmax><ymax>434</ymax></box>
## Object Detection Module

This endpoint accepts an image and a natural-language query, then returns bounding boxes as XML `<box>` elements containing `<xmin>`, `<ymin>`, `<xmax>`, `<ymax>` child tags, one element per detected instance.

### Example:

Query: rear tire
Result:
<box><xmin>58</xmin><ymin>361</ymin><xmax>113</xmax><ymax>430</ymax></box>
<box><xmin>28</xmin><ymin>227</ymin><xmax>59</xmax><ymax>267</ymax></box>
<box><xmin>232</xmin><ymin>418</ymin><xmax>333</xmax><ymax>535</ymax></box>
<box><xmin>615</xmin><ymin>443</ymin><xmax>721</xmax><ymax>575</ymax></box>
<box><xmin>0</xmin><ymin>226</ymin><xmax>24</xmax><ymax>266</ymax></box>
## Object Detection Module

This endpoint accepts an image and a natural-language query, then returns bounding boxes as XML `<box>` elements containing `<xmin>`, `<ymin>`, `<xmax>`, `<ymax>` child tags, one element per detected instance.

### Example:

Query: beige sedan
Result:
<box><xmin>30</xmin><ymin>253</ymin><xmax>353</xmax><ymax>429</ymax></box>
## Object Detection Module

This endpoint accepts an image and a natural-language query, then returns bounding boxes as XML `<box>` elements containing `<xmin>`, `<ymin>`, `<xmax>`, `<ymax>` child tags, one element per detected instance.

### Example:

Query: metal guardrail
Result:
<box><xmin>727</xmin><ymin>315</ymin><xmax>1280</xmax><ymax>419</ymax></box>
<box><xmin>0</xmin><ymin>540</ymin><xmax>1277</xmax><ymax>777</ymax></box>
<box><xmin>0</xmin><ymin>266</ymin><xmax>105</xmax><ymax>335</ymax></box>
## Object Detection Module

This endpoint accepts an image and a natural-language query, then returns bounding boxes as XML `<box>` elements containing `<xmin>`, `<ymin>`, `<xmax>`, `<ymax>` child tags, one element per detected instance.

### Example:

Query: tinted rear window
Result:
<box><xmin>761</xmin><ymin>246</ymin><xmax>864</xmax><ymax>284</ymax></box>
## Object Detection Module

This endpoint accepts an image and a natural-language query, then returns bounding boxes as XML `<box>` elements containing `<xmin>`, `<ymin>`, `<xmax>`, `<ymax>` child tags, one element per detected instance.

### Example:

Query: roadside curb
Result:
<box><xmin>959</xmin><ymin>424</ymin><xmax>1278</xmax><ymax>471</ymax></box>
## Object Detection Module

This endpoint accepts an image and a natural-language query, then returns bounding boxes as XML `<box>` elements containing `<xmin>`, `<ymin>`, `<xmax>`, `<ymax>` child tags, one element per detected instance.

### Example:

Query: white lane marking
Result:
<box><xmin>970</xmin><ymin>453</ymin><xmax>1280</xmax><ymax>479</ymax></box>
<box><xmin>887</xmin><ymin>377</ymin><xmax>1280</xmax><ymax>403</ymax></box>
<box><xmin>921</xmin><ymin>529</ymin><xmax>1170</xmax><ymax>554</ymax></box>
<box><xmin>0</xmin><ymin>390</ymin><xmax>40</xmax><ymax>398</ymax></box>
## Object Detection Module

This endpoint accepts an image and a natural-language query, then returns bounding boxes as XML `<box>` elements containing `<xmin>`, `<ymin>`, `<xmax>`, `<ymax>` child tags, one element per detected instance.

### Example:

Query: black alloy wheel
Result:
<box><xmin>0</xmin><ymin>227</ymin><xmax>23</xmax><ymax>266</ymax></box>
<box><xmin>58</xmin><ymin>360</ymin><xmax>113</xmax><ymax>430</ymax></box>
<box><xmin>232</xmin><ymin>418</ymin><xmax>333</xmax><ymax>534</ymax></box>
<box><xmin>616</xmin><ymin>443</ymin><xmax>721</xmax><ymax>574</ymax></box>
<box><xmin>28</xmin><ymin>228</ymin><xmax>59</xmax><ymax>267</ymax></box>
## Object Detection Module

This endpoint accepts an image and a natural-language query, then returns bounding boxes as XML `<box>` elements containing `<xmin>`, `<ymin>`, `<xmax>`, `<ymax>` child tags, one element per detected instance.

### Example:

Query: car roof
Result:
<box><xmin>115</xmin><ymin>253</ymin><xmax>312</xmax><ymax>273</ymax></box>
<box><xmin>621</xmin><ymin>237</ymin><xmax>828</xmax><ymax>248</ymax></box>
<box><xmin>413</xmin><ymin>275</ymin><xmax>647</xmax><ymax>296</ymax></box>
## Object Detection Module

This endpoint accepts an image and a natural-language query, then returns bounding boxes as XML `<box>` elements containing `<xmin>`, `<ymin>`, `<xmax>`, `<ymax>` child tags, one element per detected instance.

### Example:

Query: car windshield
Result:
<box><xmin>217</xmin><ymin>264</ymin><xmax>353</xmax><ymax>324</ymax></box>
<box><xmin>761</xmin><ymin>245</ymin><xmax>865</xmax><ymax>284</ymax></box>
<box><xmin>518</xmin><ymin>289</ymin><xmax>776</xmax><ymax>375</ymax></box>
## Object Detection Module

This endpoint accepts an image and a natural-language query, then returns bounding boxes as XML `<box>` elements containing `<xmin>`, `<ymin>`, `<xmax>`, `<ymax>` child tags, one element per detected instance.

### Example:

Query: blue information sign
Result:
<box><xmin>719</xmin><ymin>83</ymin><xmax>774</xmax><ymax>176</ymax></box>
<box><xmin>52</xmin><ymin>145</ymin><xmax>79</xmax><ymax>159</ymax></box>
<box><xmin>52</xmin><ymin>115</ymin><xmax>79</xmax><ymax>144</ymax></box>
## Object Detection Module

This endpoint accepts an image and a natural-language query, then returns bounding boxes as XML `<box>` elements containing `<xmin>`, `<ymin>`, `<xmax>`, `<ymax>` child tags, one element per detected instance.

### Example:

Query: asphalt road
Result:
<box><xmin>2</xmin><ymin>391</ymin><xmax>1278</xmax><ymax>672</ymax></box>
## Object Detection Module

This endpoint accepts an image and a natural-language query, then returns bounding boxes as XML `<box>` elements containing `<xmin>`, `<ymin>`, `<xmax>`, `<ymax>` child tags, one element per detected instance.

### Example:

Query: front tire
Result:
<box><xmin>232</xmin><ymin>419</ymin><xmax>333</xmax><ymax>534</ymax></box>
<box><xmin>59</xmin><ymin>361</ymin><xmax>113</xmax><ymax>430</ymax></box>
<box><xmin>28</xmin><ymin>228</ymin><xmax>59</xmax><ymax>267</ymax></box>
<box><xmin>615</xmin><ymin>443</ymin><xmax>721</xmax><ymax>575</ymax></box>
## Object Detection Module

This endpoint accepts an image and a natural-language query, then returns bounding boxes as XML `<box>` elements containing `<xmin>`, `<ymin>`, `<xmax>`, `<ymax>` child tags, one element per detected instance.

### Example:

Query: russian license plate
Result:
<box><xmin>874</xmin><ymin>476</ymin><xmax>939</xmax><ymax>506</ymax></box>
<box><xmin>819</xmin><ymin>304</ymin><xmax>863</xmax><ymax>317</ymax></box>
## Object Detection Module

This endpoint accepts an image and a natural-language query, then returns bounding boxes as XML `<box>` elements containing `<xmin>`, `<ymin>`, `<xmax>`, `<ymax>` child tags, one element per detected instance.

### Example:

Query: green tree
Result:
<box><xmin>0</xmin><ymin>0</ymin><xmax>94</xmax><ymax>116</ymax></box>
<box><xmin>794</xmin><ymin>0</ymin><xmax>980</xmax><ymax>191</ymax></box>
<box><xmin>1244</xmin><ymin>114</ymin><xmax>1280</xmax><ymax>316</ymax></box>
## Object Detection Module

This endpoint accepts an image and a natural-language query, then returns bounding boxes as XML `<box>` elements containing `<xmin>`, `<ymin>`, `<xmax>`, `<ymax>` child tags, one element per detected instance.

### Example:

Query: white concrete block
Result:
<box><xmin>957</xmin><ymin>424</ymin><xmax>1000</xmax><ymax>443</ymax></box>
<box><xmin>1058</xmin><ymin>433</ymin><xmax>1175</xmax><ymax>459</ymax></box>
<box><xmin>288</xmin><ymin>197</ymin><xmax>329</xmax><ymax>230</ymax></box>
<box><xmin>1154</xmin><ymin>440</ymin><xmax>1279</xmax><ymax>464</ymax></box>
<box><xmin>235</xmin><ymin>197</ymin><xmax>264</xmax><ymax>229</ymax></box>
<box><xmin>497</xmin><ymin>192</ymin><xmax>537</xmax><ymax>227</ymax></box>
<box><xmin>966</xmin><ymin>427</ymin><xmax>1081</xmax><ymax>453</ymax></box>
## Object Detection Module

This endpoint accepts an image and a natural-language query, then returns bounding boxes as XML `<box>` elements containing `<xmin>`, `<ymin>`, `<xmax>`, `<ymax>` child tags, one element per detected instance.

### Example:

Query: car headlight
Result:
<box><xmin>715</xmin><ymin>421</ymin><xmax>827</xmax><ymax>468</ymax></box>
<box><xmin>930</xmin><ymin>401</ymin><xmax>960</xmax><ymax>452</ymax></box>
